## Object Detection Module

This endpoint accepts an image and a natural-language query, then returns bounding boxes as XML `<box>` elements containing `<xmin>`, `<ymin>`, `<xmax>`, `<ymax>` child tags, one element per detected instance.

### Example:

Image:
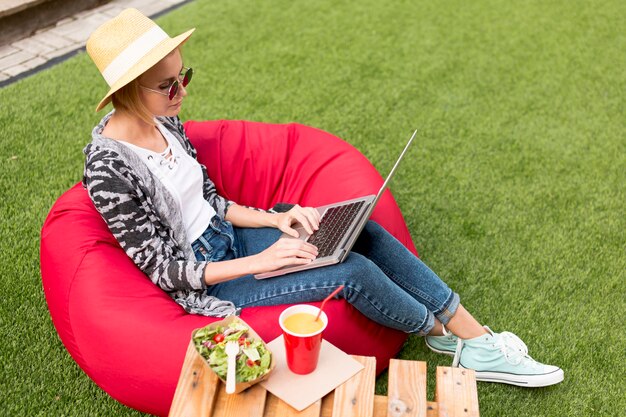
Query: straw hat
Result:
<box><xmin>86</xmin><ymin>8</ymin><xmax>195</xmax><ymax>111</ymax></box>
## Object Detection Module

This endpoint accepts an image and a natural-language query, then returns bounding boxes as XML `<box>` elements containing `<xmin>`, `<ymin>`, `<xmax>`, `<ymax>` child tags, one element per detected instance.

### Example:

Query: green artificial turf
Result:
<box><xmin>1</xmin><ymin>0</ymin><xmax>624</xmax><ymax>415</ymax></box>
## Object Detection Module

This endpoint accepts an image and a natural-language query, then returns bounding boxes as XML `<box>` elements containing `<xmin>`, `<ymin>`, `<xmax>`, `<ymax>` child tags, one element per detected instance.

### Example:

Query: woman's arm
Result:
<box><xmin>84</xmin><ymin>149</ymin><xmax>207</xmax><ymax>292</ymax></box>
<box><xmin>204</xmin><ymin>204</ymin><xmax>322</xmax><ymax>285</ymax></box>
<box><xmin>226</xmin><ymin>203</ymin><xmax>321</xmax><ymax>236</ymax></box>
<box><xmin>202</xmin><ymin>236</ymin><xmax>318</xmax><ymax>285</ymax></box>
<box><xmin>224</xmin><ymin>204</ymin><xmax>278</xmax><ymax>228</ymax></box>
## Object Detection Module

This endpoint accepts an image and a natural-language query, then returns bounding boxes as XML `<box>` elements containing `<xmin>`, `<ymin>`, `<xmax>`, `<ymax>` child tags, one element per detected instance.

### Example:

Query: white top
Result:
<box><xmin>119</xmin><ymin>122</ymin><xmax>216</xmax><ymax>243</ymax></box>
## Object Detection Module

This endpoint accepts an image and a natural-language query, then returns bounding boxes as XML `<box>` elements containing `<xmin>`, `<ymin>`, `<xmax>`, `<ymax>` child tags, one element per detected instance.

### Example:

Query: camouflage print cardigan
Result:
<box><xmin>83</xmin><ymin>111</ymin><xmax>237</xmax><ymax>317</ymax></box>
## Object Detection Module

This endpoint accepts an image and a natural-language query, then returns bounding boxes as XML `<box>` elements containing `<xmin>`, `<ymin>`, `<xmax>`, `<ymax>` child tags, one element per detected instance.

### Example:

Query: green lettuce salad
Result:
<box><xmin>193</xmin><ymin>321</ymin><xmax>272</xmax><ymax>383</ymax></box>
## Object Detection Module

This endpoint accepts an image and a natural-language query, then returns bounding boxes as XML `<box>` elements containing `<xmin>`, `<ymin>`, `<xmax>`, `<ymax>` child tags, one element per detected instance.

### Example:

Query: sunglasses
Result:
<box><xmin>140</xmin><ymin>67</ymin><xmax>193</xmax><ymax>100</ymax></box>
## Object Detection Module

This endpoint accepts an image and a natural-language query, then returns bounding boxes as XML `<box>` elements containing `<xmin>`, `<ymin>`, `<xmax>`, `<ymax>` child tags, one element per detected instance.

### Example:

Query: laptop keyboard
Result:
<box><xmin>307</xmin><ymin>201</ymin><xmax>366</xmax><ymax>257</ymax></box>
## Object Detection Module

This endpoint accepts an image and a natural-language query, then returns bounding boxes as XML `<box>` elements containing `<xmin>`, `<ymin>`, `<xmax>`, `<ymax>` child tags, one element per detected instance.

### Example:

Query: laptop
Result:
<box><xmin>254</xmin><ymin>129</ymin><xmax>417</xmax><ymax>279</ymax></box>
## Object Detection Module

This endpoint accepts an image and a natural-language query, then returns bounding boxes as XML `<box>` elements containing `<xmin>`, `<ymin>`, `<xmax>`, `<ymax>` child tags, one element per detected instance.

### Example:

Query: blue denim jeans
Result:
<box><xmin>191</xmin><ymin>215</ymin><xmax>239</xmax><ymax>262</ymax></box>
<box><xmin>192</xmin><ymin>217</ymin><xmax>459</xmax><ymax>335</ymax></box>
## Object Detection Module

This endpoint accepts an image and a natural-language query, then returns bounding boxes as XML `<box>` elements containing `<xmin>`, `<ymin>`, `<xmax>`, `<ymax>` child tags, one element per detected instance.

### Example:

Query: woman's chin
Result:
<box><xmin>162</xmin><ymin>105</ymin><xmax>183</xmax><ymax>117</ymax></box>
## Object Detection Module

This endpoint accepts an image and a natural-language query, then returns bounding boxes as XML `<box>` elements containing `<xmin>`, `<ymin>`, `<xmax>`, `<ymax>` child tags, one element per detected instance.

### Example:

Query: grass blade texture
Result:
<box><xmin>0</xmin><ymin>0</ymin><xmax>624</xmax><ymax>415</ymax></box>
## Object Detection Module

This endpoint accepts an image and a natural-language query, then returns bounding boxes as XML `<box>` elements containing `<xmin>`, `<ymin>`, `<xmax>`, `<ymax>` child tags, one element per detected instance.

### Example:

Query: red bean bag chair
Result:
<box><xmin>40</xmin><ymin>120</ymin><xmax>417</xmax><ymax>416</ymax></box>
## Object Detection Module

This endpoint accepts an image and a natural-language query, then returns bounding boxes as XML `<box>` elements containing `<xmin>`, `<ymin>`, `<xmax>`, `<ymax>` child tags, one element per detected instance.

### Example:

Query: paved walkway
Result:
<box><xmin>0</xmin><ymin>0</ymin><xmax>191</xmax><ymax>88</ymax></box>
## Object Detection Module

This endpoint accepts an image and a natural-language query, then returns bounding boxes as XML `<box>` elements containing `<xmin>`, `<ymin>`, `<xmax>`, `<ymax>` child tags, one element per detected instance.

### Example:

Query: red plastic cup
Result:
<box><xmin>279</xmin><ymin>305</ymin><xmax>328</xmax><ymax>375</ymax></box>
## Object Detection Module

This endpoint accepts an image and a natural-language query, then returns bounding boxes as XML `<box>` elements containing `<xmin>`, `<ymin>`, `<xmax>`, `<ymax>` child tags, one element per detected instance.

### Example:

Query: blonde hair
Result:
<box><xmin>111</xmin><ymin>78</ymin><xmax>156</xmax><ymax>125</ymax></box>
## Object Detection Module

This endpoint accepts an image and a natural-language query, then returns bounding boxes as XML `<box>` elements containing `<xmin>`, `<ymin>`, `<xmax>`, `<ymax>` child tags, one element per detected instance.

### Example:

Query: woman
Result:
<box><xmin>84</xmin><ymin>9</ymin><xmax>563</xmax><ymax>387</ymax></box>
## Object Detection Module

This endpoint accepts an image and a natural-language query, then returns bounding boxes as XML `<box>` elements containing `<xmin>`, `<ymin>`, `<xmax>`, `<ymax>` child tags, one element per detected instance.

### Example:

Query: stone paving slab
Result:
<box><xmin>11</xmin><ymin>37</ymin><xmax>57</xmax><ymax>55</ymax></box>
<box><xmin>0</xmin><ymin>50</ymin><xmax>33</xmax><ymax>70</ymax></box>
<box><xmin>0</xmin><ymin>0</ymin><xmax>191</xmax><ymax>87</ymax></box>
<box><xmin>0</xmin><ymin>44</ymin><xmax>20</xmax><ymax>58</ymax></box>
<box><xmin>33</xmin><ymin>31</ymin><xmax>77</xmax><ymax>49</ymax></box>
<box><xmin>0</xmin><ymin>0</ymin><xmax>47</xmax><ymax>18</ymax></box>
<box><xmin>4</xmin><ymin>56</ymin><xmax>47</xmax><ymax>77</ymax></box>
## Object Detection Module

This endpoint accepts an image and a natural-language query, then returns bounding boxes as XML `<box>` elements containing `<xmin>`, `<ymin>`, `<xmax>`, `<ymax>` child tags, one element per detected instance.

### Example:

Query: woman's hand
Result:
<box><xmin>252</xmin><ymin>237</ymin><xmax>318</xmax><ymax>273</ymax></box>
<box><xmin>275</xmin><ymin>205</ymin><xmax>321</xmax><ymax>237</ymax></box>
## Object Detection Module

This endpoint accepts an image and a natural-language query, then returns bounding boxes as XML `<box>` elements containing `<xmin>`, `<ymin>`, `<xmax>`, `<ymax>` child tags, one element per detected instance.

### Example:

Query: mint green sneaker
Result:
<box><xmin>425</xmin><ymin>326</ymin><xmax>458</xmax><ymax>356</ymax></box>
<box><xmin>453</xmin><ymin>327</ymin><xmax>564</xmax><ymax>387</ymax></box>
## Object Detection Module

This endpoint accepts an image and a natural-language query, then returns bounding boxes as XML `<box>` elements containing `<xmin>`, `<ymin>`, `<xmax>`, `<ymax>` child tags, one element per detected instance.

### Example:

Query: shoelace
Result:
<box><xmin>494</xmin><ymin>332</ymin><xmax>539</xmax><ymax>367</ymax></box>
<box><xmin>452</xmin><ymin>330</ymin><xmax>541</xmax><ymax>368</ymax></box>
<box><xmin>441</xmin><ymin>324</ymin><xmax>457</xmax><ymax>341</ymax></box>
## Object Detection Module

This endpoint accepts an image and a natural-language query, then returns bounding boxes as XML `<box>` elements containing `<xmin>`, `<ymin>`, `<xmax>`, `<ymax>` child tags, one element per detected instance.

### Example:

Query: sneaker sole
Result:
<box><xmin>424</xmin><ymin>339</ymin><xmax>456</xmax><ymax>356</ymax></box>
<box><xmin>460</xmin><ymin>365</ymin><xmax>564</xmax><ymax>387</ymax></box>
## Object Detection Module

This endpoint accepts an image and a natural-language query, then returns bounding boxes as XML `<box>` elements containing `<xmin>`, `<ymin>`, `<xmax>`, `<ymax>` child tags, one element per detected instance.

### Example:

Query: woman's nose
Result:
<box><xmin>178</xmin><ymin>83</ymin><xmax>188</xmax><ymax>97</ymax></box>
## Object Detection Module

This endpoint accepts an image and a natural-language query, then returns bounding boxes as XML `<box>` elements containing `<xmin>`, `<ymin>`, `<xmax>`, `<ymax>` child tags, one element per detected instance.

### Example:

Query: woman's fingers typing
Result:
<box><xmin>305</xmin><ymin>207</ymin><xmax>321</xmax><ymax>229</ymax></box>
<box><xmin>277</xmin><ymin>205</ymin><xmax>320</xmax><ymax>237</ymax></box>
<box><xmin>277</xmin><ymin>237</ymin><xmax>318</xmax><ymax>258</ymax></box>
<box><xmin>256</xmin><ymin>237</ymin><xmax>318</xmax><ymax>272</ymax></box>
<box><xmin>292</xmin><ymin>211</ymin><xmax>316</xmax><ymax>235</ymax></box>
<box><xmin>281</xmin><ymin>205</ymin><xmax>320</xmax><ymax>236</ymax></box>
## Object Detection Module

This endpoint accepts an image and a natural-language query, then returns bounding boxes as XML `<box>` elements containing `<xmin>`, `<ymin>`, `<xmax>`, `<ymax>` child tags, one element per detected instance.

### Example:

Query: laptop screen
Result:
<box><xmin>372</xmin><ymin>129</ymin><xmax>418</xmax><ymax>206</ymax></box>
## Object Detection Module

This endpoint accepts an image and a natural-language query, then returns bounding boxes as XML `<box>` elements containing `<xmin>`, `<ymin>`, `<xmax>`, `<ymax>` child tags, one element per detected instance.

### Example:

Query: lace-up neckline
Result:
<box><xmin>154</xmin><ymin>144</ymin><xmax>177</xmax><ymax>170</ymax></box>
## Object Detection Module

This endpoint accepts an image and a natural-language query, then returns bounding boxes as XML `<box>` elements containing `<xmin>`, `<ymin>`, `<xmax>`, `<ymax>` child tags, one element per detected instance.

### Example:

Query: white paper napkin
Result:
<box><xmin>260</xmin><ymin>335</ymin><xmax>364</xmax><ymax>411</ymax></box>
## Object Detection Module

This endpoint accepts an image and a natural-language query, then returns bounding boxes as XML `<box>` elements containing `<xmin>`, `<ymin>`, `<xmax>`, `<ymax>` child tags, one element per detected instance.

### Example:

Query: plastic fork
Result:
<box><xmin>225</xmin><ymin>340</ymin><xmax>239</xmax><ymax>394</ymax></box>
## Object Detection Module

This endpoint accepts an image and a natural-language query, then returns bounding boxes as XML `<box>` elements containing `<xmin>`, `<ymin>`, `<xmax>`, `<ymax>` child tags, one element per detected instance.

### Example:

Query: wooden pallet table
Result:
<box><xmin>169</xmin><ymin>341</ymin><xmax>479</xmax><ymax>417</ymax></box>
